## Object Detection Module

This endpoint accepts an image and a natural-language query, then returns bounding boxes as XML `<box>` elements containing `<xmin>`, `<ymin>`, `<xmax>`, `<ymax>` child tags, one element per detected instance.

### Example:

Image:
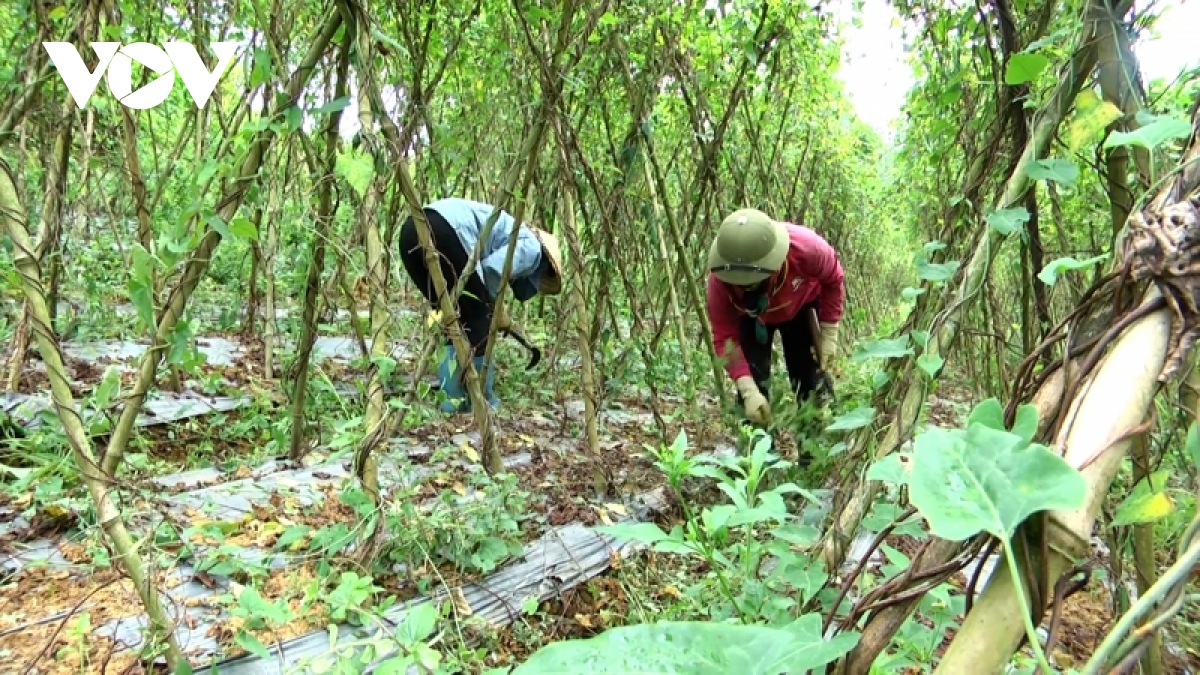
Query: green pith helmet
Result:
<box><xmin>707</xmin><ymin>208</ymin><xmax>790</xmax><ymax>285</ymax></box>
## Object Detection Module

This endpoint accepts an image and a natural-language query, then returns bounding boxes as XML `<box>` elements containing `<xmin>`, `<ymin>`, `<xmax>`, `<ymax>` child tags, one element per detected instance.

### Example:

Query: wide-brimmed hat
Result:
<box><xmin>707</xmin><ymin>208</ymin><xmax>790</xmax><ymax>285</ymax></box>
<box><xmin>531</xmin><ymin>227</ymin><xmax>563</xmax><ymax>295</ymax></box>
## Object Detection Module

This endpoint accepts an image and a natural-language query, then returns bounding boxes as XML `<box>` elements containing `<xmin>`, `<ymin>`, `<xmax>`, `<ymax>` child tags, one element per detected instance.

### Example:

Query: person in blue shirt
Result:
<box><xmin>397</xmin><ymin>197</ymin><xmax>563</xmax><ymax>413</ymax></box>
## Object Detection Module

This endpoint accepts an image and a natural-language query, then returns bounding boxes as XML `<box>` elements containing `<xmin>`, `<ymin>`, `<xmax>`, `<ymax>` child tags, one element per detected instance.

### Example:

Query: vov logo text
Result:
<box><xmin>41</xmin><ymin>42</ymin><xmax>240</xmax><ymax>110</ymax></box>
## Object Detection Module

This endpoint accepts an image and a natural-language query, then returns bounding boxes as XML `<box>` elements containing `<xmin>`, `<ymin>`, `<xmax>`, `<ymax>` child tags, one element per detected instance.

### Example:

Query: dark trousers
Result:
<box><xmin>737</xmin><ymin>301</ymin><xmax>824</xmax><ymax>405</ymax></box>
<box><xmin>398</xmin><ymin>208</ymin><xmax>493</xmax><ymax>357</ymax></box>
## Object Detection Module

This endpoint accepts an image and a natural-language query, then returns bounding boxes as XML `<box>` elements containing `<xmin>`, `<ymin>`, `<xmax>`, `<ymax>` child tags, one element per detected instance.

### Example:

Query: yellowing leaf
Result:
<box><xmin>44</xmin><ymin>504</ymin><xmax>69</xmax><ymax>519</ymax></box>
<box><xmin>605</xmin><ymin>503</ymin><xmax>628</xmax><ymax>517</ymax></box>
<box><xmin>452</xmin><ymin>482</ymin><xmax>468</xmax><ymax>496</ymax></box>
<box><xmin>1113</xmin><ymin>485</ymin><xmax>1176</xmax><ymax>527</ymax></box>
<box><xmin>426</xmin><ymin>310</ymin><xmax>443</xmax><ymax>327</ymax></box>
<box><xmin>1067</xmin><ymin>90</ymin><xmax>1123</xmax><ymax>153</ymax></box>
<box><xmin>461</xmin><ymin>439</ymin><xmax>480</xmax><ymax>463</ymax></box>
<box><xmin>597</xmin><ymin>508</ymin><xmax>613</xmax><ymax>525</ymax></box>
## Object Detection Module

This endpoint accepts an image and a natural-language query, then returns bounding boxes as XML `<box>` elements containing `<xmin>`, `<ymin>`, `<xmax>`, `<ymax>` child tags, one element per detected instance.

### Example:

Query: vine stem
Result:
<box><xmin>1079</xmin><ymin>518</ymin><xmax>1200</xmax><ymax>675</ymax></box>
<box><xmin>1001</xmin><ymin>543</ymin><xmax>1055</xmax><ymax>673</ymax></box>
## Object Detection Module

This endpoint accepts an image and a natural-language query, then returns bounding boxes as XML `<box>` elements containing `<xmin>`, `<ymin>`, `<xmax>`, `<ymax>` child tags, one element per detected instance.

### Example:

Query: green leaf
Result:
<box><xmin>1104</xmin><ymin>115</ymin><xmax>1192</xmax><ymax>152</ymax></box>
<box><xmin>768</xmin><ymin>523</ymin><xmax>820</xmax><ymax>547</ymax></box>
<box><xmin>900</xmin><ymin>286</ymin><xmax>925</xmax><ymax>300</ymax></box>
<box><xmin>206</xmin><ymin>214</ymin><xmax>231</xmax><ymax>238</ymax></box>
<box><xmin>866</xmin><ymin>453</ymin><xmax>910</xmax><ymax>484</ymax></box>
<box><xmin>1038</xmin><ymin>254</ymin><xmax>1109</xmax><ymax>286</ymax></box>
<box><xmin>336</xmin><ymin>148</ymin><xmax>376</xmax><ymax>199</ymax></box>
<box><xmin>966</xmin><ymin>398</ymin><xmax>1006</xmax><ymax>430</ymax></box>
<box><xmin>1187</xmin><ymin>422</ymin><xmax>1200</xmax><ymax>471</ymax></box>
<box><xmin>397</xmin><ymin>602</ymin><xmax>439</xmax><ymax>644</ymax></box>
<box><xmin>128</xmin><ymin>280</ymin><xmax>155</xmax><ymax>330</ymax></box>
<box><xmin>130</xmin><ymin>244</ymin><xmax>157</xmax><ymax>286</ymax></box>
<box><xmin>1025</xmin><ymin>159</ymin><xmax>1079</xmax><ymax>188</ymax></box>
<box><xmin>285</xmin><ymin>105</ymin><xmax>304</xmax><ymax>131</ymax></box>
<box><xmin>851</xmin><ymin>336</ymin><xmax>913</xmax><ymax>362</ymax></box>
<box><xmin>512</xmin><ymin>615</ymin><xmax>857</xmax><ymax>674</ymax></box>
<box><xmin>985</xmin><ymin>207</ymin><xmax>1031</xmax><ymax>236</ymax></box>
<box><xmin>230</xmin><ymin>217</ymin><xmax>259</xmax><ymax>241</ymax></box>
<box><xmin>825</xmin><ymin>406</ymin><xmax>876</xmax><ymax>432</ymax></box>
<box><xmin>1011</xmin><ymin>404</ymin><xmax>1040</xmax><ymax>445</ymax></box>
<box><xmin>235</xmin><ymin>630</ymin><xmax>271</xmax><ymax>659</ymax></box>
<box><xmin>312</xmin><ymin>96</ymin><xmax>351</xmax><ymax>115</ymax></box>
<box><xmin>48</xmin><ymin>6</ymin><xmax>67</xmax><ymax>20</ymax></box>
<box><xmin>916</xmin><ymin>258</ymin><xmax>960</xmax><ymax>283</ymax></box>
<box><xmin>917</xmin><ymin>353</ymin><xmax>943</xmax><ymax>378</ymax></box>
<box><xmin>274</xmin><ymin>525</ymin><xmax>310</xmax><ymax>550</ymax></box>
<box><xmin>1005</xmin><ymin>53</ymin><xmax>1049</xmax><ymax>85</ymax></box>
<box><xmin>907</xmin><ymin>424</ymin><xmax>1087</xmax><ymax>541</ymax></box>
<box><xmin>596</xmin><ymin>522</ymin><xmax>670</xmax><ymax>544</ymax></box>
<box><xmin>93</xmin><ymin>366</ymin><xmax>121</xmax><ymax>409</ymax></box>
<box><xmin>197</xmin><ymin>159</ymin><xmax>219</xmax><ymax>186</ymax></box>
<box><xmin>1111</xmin><ymin>469</ymin><xmax>1175</xmax><ymax>527</ymax></box>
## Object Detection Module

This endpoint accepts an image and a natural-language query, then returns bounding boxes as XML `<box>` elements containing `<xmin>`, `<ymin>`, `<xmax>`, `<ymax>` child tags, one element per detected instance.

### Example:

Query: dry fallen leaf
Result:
<box><xmin>460</xmin><ymin>439</ymin><xmax>480</xmax><ymax>463</ymax></box>
<box><xmin>605</xmin><ymin>503</ymin><xmax>627</xmax><ymax>517</ymax></box>
<box><xmin>451</xmin><ymin>588</ymin><xmax>473</xmax><ymax>616</ymax></box>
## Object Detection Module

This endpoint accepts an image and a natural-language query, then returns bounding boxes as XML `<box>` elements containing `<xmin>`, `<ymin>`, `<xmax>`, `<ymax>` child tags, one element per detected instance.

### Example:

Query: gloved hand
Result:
<box><xmin>818</xmin><ymin>322</ymin><xmax>839</xmax><ymax>368</ymax></box>
<box><xmin>736</xmin><ymin>376</ymin><xmax>772</xmax><ymax>426</ymax></box>
<box><xmin>494</xmin><ymin>304</ymin><xmax>513</xmax><ymax>331</ymax></box>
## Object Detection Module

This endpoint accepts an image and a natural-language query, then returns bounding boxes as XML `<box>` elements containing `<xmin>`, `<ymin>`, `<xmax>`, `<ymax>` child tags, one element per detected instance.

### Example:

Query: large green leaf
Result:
<box><xmin>985</xmin><ymin>207</ymin><xmax>1030</xmax><ymax>236</ymax></box>
<box><xmin>851</xmin><ymin>336</ymin><xmax>913</xmax><ymax>362</ymax></box>
<box><xmin>513</xmin><ymin>615</ymin><xmax>858</xmax><ymax>674</ymax></box>
<box><xmin>1024</xmin><ymin>158</ymin><xmax>1079</xmax><ymax>188</ymax></box>
<box><xmin>1005</xmin><ymin>53</ymin><xmax>1049</xmax><ymax>85</ymax></box>
<box><xmin>907</xmin><ymin>423</ymin><xmax>1087</xmax><ymax>541</ymax></box>
<box><xmin>1038</xmin><ymin>254</ymin><xmax>1109</xmax><ymax>286</ymax></box>
<box><xmin>1104</xmin><ymin>115</ymin><xmax>1192</xmax><ymax>152</ymax></box>
<box><xmin>825</xmin><ymin>406</ymin><xmax>876</xmax><ymax>432</ymax></box>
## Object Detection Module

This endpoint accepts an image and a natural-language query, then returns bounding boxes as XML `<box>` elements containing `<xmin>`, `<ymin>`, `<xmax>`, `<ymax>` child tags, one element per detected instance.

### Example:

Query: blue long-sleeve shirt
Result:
<box><xmin>425</xmin><ymin>197</ymin><xmax>546</xmax><ymax>302</ymax></box>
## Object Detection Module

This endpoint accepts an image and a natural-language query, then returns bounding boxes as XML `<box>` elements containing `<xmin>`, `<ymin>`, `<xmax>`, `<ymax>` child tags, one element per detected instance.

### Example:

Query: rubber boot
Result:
<box><xmin>473</xmin><ymin>355</ymin><xmax>500</xmax><ymax>410</ymax></box>
<box><xmin>436</xmin><ymin>345</ymin><xmax>500</xmax><ymax>413</ymax></box>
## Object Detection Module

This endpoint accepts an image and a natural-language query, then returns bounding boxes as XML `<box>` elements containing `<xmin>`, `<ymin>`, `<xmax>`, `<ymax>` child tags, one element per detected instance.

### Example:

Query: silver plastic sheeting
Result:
<box><xmin>53</xmin><ymin>335</ymin><xmax>414</xmax><ymax>371</ymax></box>
<box><xmin>81</xmin><ymin>450</ymin><xmax>537</xmax><ymax>665</ymax></box>
<box><xmin>196</xmin><ymin>487</ymin><xmax>668</xmax><ymax>675</ymax></box>
<box><xmin>0</xmin><ymin>389</ymin><xmax>251</xmax><ymax>431</ymax></box>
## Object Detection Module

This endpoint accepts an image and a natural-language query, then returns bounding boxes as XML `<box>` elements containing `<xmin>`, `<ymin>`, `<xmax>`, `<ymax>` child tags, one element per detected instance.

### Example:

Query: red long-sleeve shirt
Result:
<box><xmin>706</xmin><ymin>223</ymin><xmax>845</xmax><ymax>381</ymax></box>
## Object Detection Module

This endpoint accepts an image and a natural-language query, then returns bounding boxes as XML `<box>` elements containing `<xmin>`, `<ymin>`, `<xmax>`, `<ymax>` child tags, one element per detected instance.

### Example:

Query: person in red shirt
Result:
<box><xmin>706</xmin><ymin>208</ymin><xmax>845</xmax><ymax>426</ymax></box>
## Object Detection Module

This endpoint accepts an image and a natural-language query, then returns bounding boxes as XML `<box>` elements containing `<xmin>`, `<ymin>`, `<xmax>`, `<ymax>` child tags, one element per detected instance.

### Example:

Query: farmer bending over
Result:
<box><xmin>398</xmin><ymin>197</ymin><xmax>563</xmax><ymax>413</ymax></box>
<box><xmin>706</xmin><ymin>207</ymin><xmax>845</xmax><ymax>427</ymax></box>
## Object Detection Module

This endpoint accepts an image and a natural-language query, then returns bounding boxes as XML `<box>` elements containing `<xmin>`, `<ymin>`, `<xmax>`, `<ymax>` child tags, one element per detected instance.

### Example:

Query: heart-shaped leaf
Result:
<box><xmin>852</xmin><ymin>336</ymin><xmax>913</xmax><ymax>362</ymax></box>
<box><xmin>826</xmin><ymin>406</ymin><xmax>876</xmax><ymax>432</ymax></box>
<box><xmin>1104</xmin><ymin>115</ymin><xmax>1192</xmax><ymax>152</ymax></box>
<box><xmin>985</xmin><ymin>207</ymin><xmax>1031</xmax><ymax>236</ymax></box>
<box><xmin>513</xmin><ymin>615</ymin><xmax>857</xmax><ymax>675</ymax></box>
<box><xmin>907</xmin><ymin>423</ymin><xmax>1087</xmax><ymax>541</ymax></box>
<box><xmin>1038</xmin><ymin>254</ymin><xmax>1109</xmax><ymax>285</ymax></box>
<box><xmin>1025</xmin><ymin>159</ymin><xmax>1079</xmax><ymax>188</ymax></box>
<box><xmin>1005</xmin><ymin>53</ymin><xmax>1049</xmax><ymax>85</ymax></box>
